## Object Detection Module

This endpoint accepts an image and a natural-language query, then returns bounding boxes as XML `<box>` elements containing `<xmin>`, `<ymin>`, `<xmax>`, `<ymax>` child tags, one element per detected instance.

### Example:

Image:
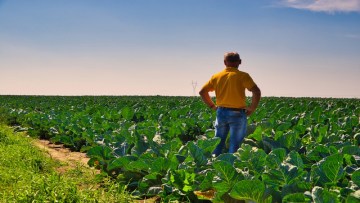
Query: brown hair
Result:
<box><xmin>224</xmin><ymin>52</ymin><xmax>241</xmax><ymax>63</ymax></box>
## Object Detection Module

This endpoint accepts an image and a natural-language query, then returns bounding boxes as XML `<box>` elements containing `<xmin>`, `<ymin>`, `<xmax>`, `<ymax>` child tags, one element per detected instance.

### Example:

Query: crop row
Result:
<box><xmin>0</xmin><ymin>96</ymin><xmax>359</xmax><ymax>202</ymax></box>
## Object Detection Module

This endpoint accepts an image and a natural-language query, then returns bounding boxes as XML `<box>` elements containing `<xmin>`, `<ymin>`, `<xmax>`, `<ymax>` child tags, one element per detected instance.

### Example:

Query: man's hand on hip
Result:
<box><xmin>245</xmin><ymin>106</ymin><xmax>254</xmax><ymax>116</ymax></box>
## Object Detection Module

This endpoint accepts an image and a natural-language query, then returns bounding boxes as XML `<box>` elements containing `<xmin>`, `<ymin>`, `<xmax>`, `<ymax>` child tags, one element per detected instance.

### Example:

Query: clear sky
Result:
<box><xmin>1</xmin><ymin>0</ymin><xmax>359</xmax><ymax>98</ymax></box>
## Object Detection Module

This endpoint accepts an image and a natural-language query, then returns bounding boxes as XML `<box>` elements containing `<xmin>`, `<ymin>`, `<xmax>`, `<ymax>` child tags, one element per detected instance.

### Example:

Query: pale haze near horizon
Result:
<box><xmin>1</xmin><ymin>0</ymin><xmax>359</xmax><ymax>98</ymax></box>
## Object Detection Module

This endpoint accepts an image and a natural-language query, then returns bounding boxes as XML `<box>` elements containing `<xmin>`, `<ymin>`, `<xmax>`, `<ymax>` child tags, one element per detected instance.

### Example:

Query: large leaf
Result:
<box><xmin>262</xmin><ymin>163</ymin><xmax>304</xmax><ymax>187</ymax></box>
<box><xmin>341</xmin><ymin>145</ymin><xmax>360</xmax><ymax>156</ymax></box>
<box><xmin>262</xmin><ymin>136</ymin><xmax>282</xmax><ymax>152</ymax></box>
<box><xmin>276</xmin><ymin>121</ymin><xmax>292</xmax><ymax>132</ymax></box>
<box><xmin>124</xmin><ymin>157</ymin><xmax>150</xmax><ymax>173</ymax></box>
<box><xmin>131</xmin><ymin>135</ymin><xmax>149</xmax><ymax>156</ymax></box>
<box><xmin>311</xmin><ymin>186</ymin><xmax>340</xmax><ymax>203</ymax></box>
<box><xmin>216</xmin><ymin>153</ymin><xmax>237</xmax><ymax>165</ymax></box>
<box><xmin>196</xmin><ymin>137</ymin><xmax>220</xmax><ymax>157</ymax></box>
<box><xmin>137</xmin><ymin>172</ymin><xmax>163</xmax><ymax>194</ymax></box>
<box><xmin>354</xmin><ymin>133</ymin><xmax>360</xmax><ymax>145</ymax></box>
<box><xmin>285</xmin><ymin>151</ymin><xmax>304</xmax><ymax>169</ymax></box>
<box><xmin>282</xmin><ymin>193</ymin><xmax>311</xmax><ymax>203</ymax></box>
<box><xmin>279</xmin><ymin>163</ymin><xmax>305</xmax><ymax>185</ymax></box>
<box><xmin>165</xmin><ymin>153</ymin><xmax>181</xmax><ymax>171</ymax></box>
<box><xmin>149</xmin><ymin>157</ymin><xmax>169</xmax><ymax>173</ymax></box>
<box><xmin>107</xmin><ymin>155</ymin><xmax>137</xmax><ymax>171</ymax></box>
<box><xmin>306</xmin><ymin>145</ymin><xmax>332</xmax><ymax>163</ymax></box>
<box><xmin>86</xmin><ymin>145</ymin><xmax>114</xmax><ymax>160</ymax></box>
<box><xmin>314</xmin><ymin>124</ymin><xmax>329</xmax><ymax>143</ymax></box>
<box><xmin>266</xmin><ymin>148</ymin><xmax>287</xmax><ymax>169</ymax></box>
<box><xmin>213</xmin><ymin>160</ymin><xmax>243</xmax><ymax>182</ymax></box>
<box><xmin>161</xmin><ymin>138</ymin><xmax>182</xmax><ymax>157</ymax></box>
<box><xmin>236</xmin><ymin>144</ymin><xmax>267</xmax><ymax>176</ymax></box>
<box><xmin>121</xmin><ymin>106</ymin><xmax>134</xmax><ymax>120</ymax></box>
<box><xmin>229</xmin><ymin>179</ymin><xmax>272</xmax><ymax>203</ymax></box>
<box><xmin>170</xmin><ymin>169</ymin><xmax>196</xmax><ymax>193</ymax></box>
<box><xmin>281</xmin><ymin>181</ymin><xmax>311</xmax><ymax>199</ymax></box>
<box><xmin>197</xmin><ymin>169</ymin><xmax>215</xmax><ymax>191</ymax></box>
<box><xmin>352</xmin><ymin>170</ymin><xmax>360</xmax><ymax>187</ymax></box>
<box><xmin>276</xmin><ymin>131</ymin><xmax>301</xmax><ymax>151</ymax></box>
<box><xmin>248</xmin><ymin>126</ymin><xmax>263</xmax><ymax>141</ymax></box>
<box><xmin>346</xmin><ymin>190</ymin><xmax>360</xmax><ymax>203</ymax></box>
<box><xmin>311</xmin><ymin>153</ymin><xmax>345</xmax><ymax>187</ymax></box>
<box><xmin>187</xmin><ymin>141</ymin><xmax>207</xmax><ymax>168</ymax></box>
<box><xmin>212</xmin><ymin>160</ymin><xmax>244</xmax><ymax>199</ymax></box>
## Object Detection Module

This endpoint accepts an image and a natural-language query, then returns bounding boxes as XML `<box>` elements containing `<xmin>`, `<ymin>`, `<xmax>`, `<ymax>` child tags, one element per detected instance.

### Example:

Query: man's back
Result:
<box><xmin>207</xmin><ymin>67</ymin><xmax>255</xmax><ymax>109</ymax></box>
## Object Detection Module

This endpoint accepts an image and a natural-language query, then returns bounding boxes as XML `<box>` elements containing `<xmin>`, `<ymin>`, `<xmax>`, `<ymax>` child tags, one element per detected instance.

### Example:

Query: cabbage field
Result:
<box><xmin>0</xmin><ymin>95</ymin><xmax>359</xmax><ymax>202</ymax></box>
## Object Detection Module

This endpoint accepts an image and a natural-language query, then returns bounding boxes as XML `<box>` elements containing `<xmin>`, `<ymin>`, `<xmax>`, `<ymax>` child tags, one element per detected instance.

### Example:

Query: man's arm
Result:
<box><xmin>245</xmin><ymin>85</ymin><xmax>261</xmax><ymax>116</ymax></box>
<box><xmin>199</xmin><ymin>88</ymin><xmax>217</xmax><ymax>111</ymax></box>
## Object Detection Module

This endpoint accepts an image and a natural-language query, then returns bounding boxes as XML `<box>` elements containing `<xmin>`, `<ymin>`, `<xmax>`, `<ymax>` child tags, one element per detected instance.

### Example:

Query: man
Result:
<box><xmin>199</xmin><ymin>52</ymin><xmax>261</xmax><ymax>156</ymax></box>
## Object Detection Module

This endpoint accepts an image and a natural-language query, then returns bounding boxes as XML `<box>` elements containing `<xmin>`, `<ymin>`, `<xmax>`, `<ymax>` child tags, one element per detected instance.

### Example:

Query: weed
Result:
<box><xmin>0</xmin><ymin>124</ymin><xmax>134</xmax><ymax>202</ymax></box>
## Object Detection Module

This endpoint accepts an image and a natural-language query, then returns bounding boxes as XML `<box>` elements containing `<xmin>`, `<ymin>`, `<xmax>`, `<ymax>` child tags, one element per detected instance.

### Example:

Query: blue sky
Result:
<box><xmin>1</xmin><ymin>0</ymin><xmax>359</xmax><ymax>98</ymax></box>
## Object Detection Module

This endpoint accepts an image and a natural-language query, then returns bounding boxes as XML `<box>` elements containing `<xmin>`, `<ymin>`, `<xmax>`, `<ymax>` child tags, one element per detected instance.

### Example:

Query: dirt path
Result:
<box><xmin>32</xmin><ymin>139</ymin><xmax>99</xmax><ymax>174</ymax></box>
<box><xmin>32</xmin><ymin>139</ymin><xmax>160</xmax><ymax>202</ymax></box>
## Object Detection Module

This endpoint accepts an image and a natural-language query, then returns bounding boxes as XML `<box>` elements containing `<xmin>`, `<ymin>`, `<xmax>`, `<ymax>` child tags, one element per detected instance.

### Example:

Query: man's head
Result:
<box><xmin>224</xmin><ymin>52</ymin><xmax>241</xmax><ymax>68</ymax></box>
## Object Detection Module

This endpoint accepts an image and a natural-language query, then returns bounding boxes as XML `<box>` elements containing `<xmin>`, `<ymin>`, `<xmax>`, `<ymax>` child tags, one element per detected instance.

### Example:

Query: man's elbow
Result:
<box><xmin>256</xmin><ymin>87</ymin><xmax>261</xmax><ymax>95</ymax></box>
<box><xmin>199</xmin><ymin>88</ymin><xmax>207</xmax><ymax>96</ymax></box>
<box><xmin>252</xmin><ymin>85</ymin><xmax>261</xmax><ymax>96</ymax></box>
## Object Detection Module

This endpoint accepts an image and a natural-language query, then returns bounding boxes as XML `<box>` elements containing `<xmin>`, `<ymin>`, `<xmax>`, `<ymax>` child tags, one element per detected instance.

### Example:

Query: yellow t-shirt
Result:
<box><xmin>201</xmin><ymin>67</ymin><xmax>256</xmax><ymax>108</ymax></box>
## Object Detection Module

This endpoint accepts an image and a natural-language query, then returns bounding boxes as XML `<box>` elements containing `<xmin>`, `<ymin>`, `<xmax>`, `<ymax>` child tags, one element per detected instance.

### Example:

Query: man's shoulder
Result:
<box><xmin>211</xmin><ymin>68</ymin><xmax>252</xmax><ymax>79</ymax></box>
<box><xmin>211</xmin><ymin>69</ymin><xmax>227</xmax><ymax>77</ymax></box>
<box><xmin>236</xmin><ymin>69</ymin><xmax>249</xmax><ymax>74</ymax></box>
<box><xmin>236</xmin><ymin>70</ymin><xmax>252</xmax><ymax>77</ymax></box>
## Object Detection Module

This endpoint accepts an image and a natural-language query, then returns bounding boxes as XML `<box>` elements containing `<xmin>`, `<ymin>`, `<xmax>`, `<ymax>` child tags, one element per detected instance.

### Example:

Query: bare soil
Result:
<box><xmin>32</xmin><ymin>139</ymin><xmax>99</xmax><ymax>174</ymax></box>
<box><xmin>32</xmin><ymin>139</ymin><xmax>160</xmax><ymax>202</ymax></box>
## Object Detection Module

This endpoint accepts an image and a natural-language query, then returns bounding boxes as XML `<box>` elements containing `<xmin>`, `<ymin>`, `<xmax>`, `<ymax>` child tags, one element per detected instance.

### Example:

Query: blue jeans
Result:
<box><xmin>212</xmin><ymin>107</ymin><xmax>247</xmax><ymax>156</ymax></box>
